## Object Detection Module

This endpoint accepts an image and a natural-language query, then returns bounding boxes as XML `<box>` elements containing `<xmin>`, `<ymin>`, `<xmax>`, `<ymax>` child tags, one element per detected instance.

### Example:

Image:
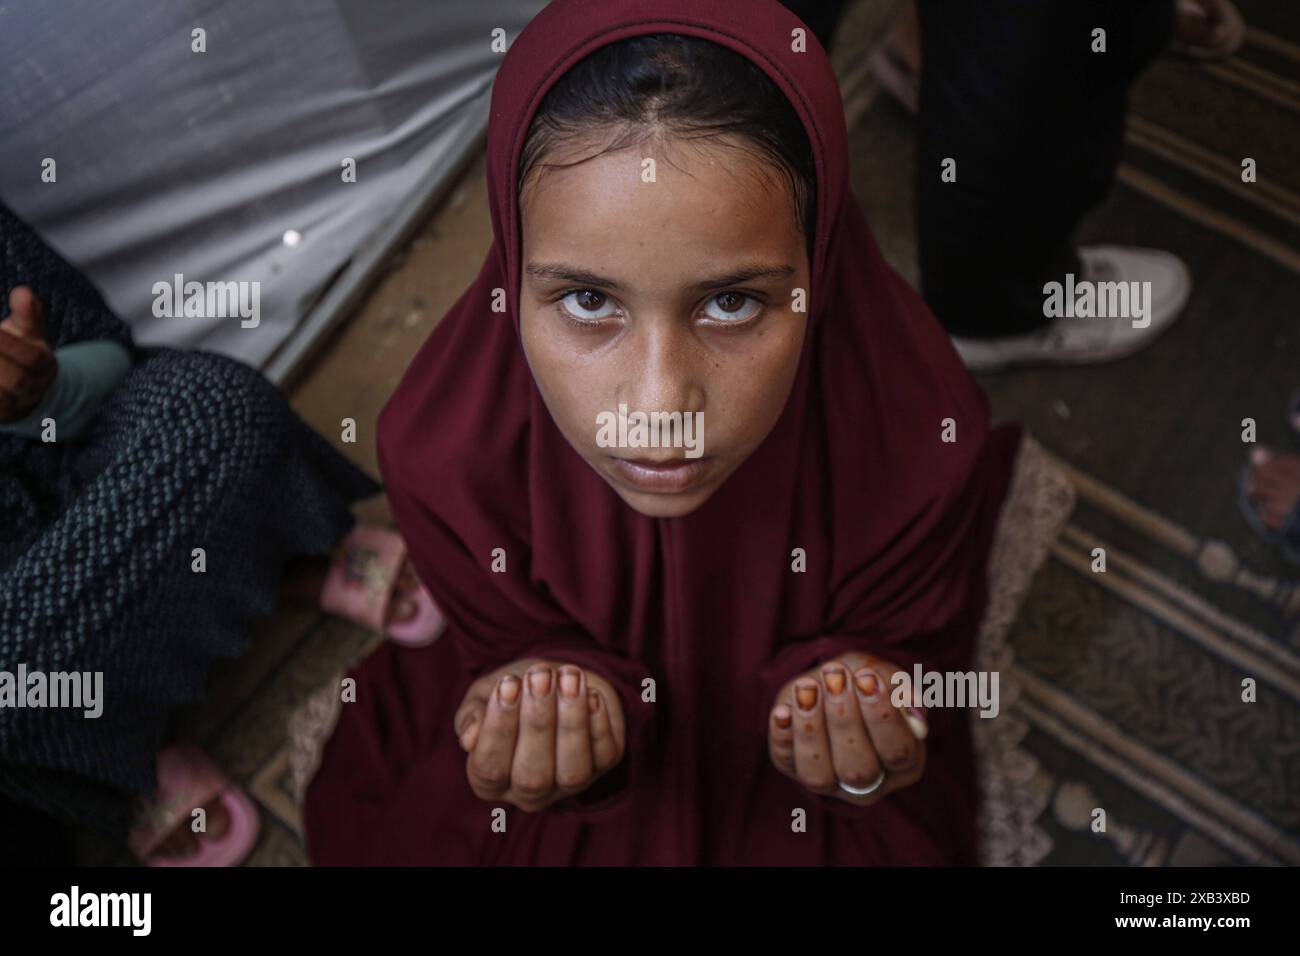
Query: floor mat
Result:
<box><xmin>847</xmin><ymin>12</ymin><xmax>1300</xmax><ymax>865</ymax></box>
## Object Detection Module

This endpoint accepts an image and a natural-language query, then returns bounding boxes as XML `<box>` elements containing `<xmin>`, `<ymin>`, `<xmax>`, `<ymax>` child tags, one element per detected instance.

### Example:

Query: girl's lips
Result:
<box><xmin>609</xmin><ymin>456</ymin><xmax>711</xmax><ymax>494</ymax></box>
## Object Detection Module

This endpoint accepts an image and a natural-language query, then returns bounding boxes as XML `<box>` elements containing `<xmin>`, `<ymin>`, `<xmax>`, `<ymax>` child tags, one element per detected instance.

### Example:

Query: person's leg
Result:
<box><xmin>916</xmin><ymin>0</ymin><xmax>1175</xmax><ymax>340</ymax></box>
<box><xmin>136</xmin><ymin>415</ymin><xmax>422</xmax><ymax>861</ymax></box>
<box><xmin>2</xmin><ymin>345</ymin><xmax>383</xmax><ymax>855</ymax></box>
<box><xmin>1082</xmin><ymin>0</ymin><xmax>1179</xmax><ymax>215</ymax></box>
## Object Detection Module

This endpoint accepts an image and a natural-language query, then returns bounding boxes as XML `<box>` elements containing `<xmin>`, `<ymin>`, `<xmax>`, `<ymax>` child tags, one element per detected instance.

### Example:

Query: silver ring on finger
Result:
<box><xmin>837</xmin><ymin>769</ymin><xmax>886</xmax><ymax>796</ymax></box>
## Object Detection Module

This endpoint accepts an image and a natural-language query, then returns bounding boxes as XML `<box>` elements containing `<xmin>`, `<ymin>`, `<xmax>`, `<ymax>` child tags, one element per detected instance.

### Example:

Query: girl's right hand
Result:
<box><xmin>453</xmin><ymin>658</ymin><xmax>626</xmax><ymax>811</ymax></box>
<box><xmin>0</xmin><ymin>286</ymin><xmax>57</xmax><ymax>423</ymax></box>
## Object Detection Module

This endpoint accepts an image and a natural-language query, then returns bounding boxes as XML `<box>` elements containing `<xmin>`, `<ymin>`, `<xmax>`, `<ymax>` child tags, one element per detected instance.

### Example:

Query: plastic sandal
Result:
<box><xmin>319</xmin><ymin>524</ymin><xmax>445</xmax><ymax>647</ymax></box>
<box><xmin>1237</xmin><ymin>459</ymin><xmax>1300</xmax><ymax>566</ymax></box>
<box><xmin>127</xmin><ymin>744</ymin><xmax>260</xmax><ymax>867</ymax></box>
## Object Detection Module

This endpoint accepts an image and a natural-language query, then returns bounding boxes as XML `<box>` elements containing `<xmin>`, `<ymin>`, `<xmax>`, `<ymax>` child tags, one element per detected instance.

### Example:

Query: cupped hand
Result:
<box><xmin>768</xmin><ymin>651</ymin><xmax>928</xmax><ymax>806</ymax></box>
<box><xmin>454</xmin><ymin>658</ymin><xmax>626</xmax><ymax>811</ymax></box>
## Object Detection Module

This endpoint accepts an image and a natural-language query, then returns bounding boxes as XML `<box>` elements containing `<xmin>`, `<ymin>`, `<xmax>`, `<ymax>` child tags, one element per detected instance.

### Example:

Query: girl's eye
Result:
<box><xmin>703</xmin><ymin>291</ymin><xmax>761</xmax><ymax>324</ymax></box>
<box><xmin>559</xmin><ymin>289</ymin><xmax>619</xmax><ymax>323</ymax></box>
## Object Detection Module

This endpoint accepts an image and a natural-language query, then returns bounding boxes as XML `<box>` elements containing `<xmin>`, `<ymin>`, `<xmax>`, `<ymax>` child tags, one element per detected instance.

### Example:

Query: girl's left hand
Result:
<box><xmin>767</xmin><ymin>651</ymin><xmax>927</xmax><ymax>806</ymax></box>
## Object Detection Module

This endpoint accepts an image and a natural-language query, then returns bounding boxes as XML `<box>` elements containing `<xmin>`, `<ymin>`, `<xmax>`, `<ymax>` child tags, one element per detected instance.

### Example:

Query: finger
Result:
<box><xmin>4</xmin><ymin>286</ymin><xmax>47</xmax><ymax>342</ymax></box>
<box><xmin>0</xmin><ymin>351</ymin><xmax>43</xmax><ymax>406</ymax></box>
<box><xmin>0</xmin><ymin>323</ymin><xmax>55</xmax><ymax>372</ymax></box>
<box><xmin>465</xmin><ymin>666</ymin><xmax>510</xmax><ymax>706</ymax></box>
<box><xmin>791</xmin><ymin>679</ymin><xmax>836</xmax><ymax>794</ymax></box>
<box><xmin>588</xmin><ymin>688</ymin><xmax>619</xmax><ymax>771</ymax></box>
<box><xmin>586</xmin><ymin>673</ymin><xmax>627</xmax><ymax>751</ymax></box>
<box><xmin>768</xmin><ymin>703</ymin><xmax>795</xmax><ymax>776</ymax></box>
<box><xmin>466</xmin><ymin>673</ymin><xmax>521</xmax><ymax>798</ymax></box>
<box><xmin>509</xmin><ymin>666</ymin><xmax>557</xmax><ymax>805</ymax></box>
<box><xmin>455</xmin><ymin>698</ymin><xmax>486</xmax><ymax>752</ymax></box>
<box><xmin>820</xmin><ymin>663</ymin><xmax>881</xmax><ymax>793</ymax></box>
<box><xmin>463</xmin><ymin>659</ymin><xmax>536</xmax><ymax>713</ymax></box>
<box><xmin>2</xmin><ymin>335</ymin><xmax>56</xmax><ymax>386</ymax></box>
<box><xmin>553</xmin><ymin>666</ymin><xmax>594</xmax><ymax>793</ymax></box>
<box><xmin>853</xmin><ymin>664</ymin><xmax>924</xmax><ymax>779</ymax></box>
<box><xmin>453</xmin><ymin>685</ymin><xmax>491</xmax><ymax>740</ymax></box>
<box><xmin>877</xmin><ymin>659</ymin><xmax>929</xmax><ymax>740</ymax></box>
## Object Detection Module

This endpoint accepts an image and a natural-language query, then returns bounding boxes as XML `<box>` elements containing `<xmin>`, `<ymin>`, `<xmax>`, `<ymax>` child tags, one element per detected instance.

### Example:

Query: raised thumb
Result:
<box><xmin>2</xmin><ymin>286</ymin><xmax>47</xmax><ymax>342</ymax></box>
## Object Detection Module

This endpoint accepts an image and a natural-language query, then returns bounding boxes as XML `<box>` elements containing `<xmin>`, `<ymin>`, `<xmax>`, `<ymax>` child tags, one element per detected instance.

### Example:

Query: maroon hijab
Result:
<box><xmin>304</xmin><ymin>0</ymin><xmax>1020</xmax><ymax>865</ymax></box>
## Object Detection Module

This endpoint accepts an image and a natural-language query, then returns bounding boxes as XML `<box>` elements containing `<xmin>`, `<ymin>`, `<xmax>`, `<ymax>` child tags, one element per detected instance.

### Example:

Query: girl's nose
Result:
<box><xmin>614</xmin><ymin>323</ymin><xmax>705</xmax><ymax>416</ymax></box>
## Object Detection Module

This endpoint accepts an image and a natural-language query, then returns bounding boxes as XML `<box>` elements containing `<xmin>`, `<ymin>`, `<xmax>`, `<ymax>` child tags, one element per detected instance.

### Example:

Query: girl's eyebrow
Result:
<box><xmin>524</xmin><ymin>261</ymin><xmax>796</xmax><ymax>292</ymax></box>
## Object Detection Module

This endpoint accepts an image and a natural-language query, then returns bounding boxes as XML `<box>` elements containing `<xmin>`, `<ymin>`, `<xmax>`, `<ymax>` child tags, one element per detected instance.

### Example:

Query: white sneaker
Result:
<box><xmin>950</xmin><ymin>245</ymin><xmax>1191</xmax><ymax>372</ymax></box>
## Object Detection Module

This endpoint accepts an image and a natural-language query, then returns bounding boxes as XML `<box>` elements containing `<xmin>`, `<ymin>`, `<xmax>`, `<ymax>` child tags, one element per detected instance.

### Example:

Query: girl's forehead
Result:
<box><xmin>519</xmin><ymin>158</ymin><xmax>807</xmax><ymax>303</ymax></box>
<box><xmin>520</xmin><ymin>140</ymin><xmax>794</xmax><ymax>226</ymax></box>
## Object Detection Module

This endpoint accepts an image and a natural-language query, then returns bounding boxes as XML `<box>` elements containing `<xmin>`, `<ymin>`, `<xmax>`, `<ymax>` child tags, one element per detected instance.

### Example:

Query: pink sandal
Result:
<box><xmin>319</xmin><ymin>524</ymin><xmax>445</xmax><ymax>647</ymax></box>
<box><xmin>127</xmin><ymin>744</ymin><xmax>260</xmax><ymax>867</ymax></box>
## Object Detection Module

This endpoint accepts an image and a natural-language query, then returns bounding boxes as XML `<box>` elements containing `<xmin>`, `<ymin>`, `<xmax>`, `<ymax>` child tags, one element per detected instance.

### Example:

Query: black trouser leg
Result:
<box><xmin>915</xmin><ymin>0</ymin><xmax>1175</xmax><ymax>338</ymax></box>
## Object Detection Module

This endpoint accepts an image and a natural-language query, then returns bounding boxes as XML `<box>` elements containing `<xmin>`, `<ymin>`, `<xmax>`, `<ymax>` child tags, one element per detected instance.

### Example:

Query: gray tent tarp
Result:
<box><xmin>0</xmin><ymin>0</ymin><xmax>546</xmax><ymax>383</ymax></box>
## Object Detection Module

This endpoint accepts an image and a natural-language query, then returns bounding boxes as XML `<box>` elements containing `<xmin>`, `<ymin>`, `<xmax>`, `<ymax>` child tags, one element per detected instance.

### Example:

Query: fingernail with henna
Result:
<box><xmin>499</xmin><ymin>674</ymin><xmax>520</xmax><ymax>705</ymax></box>
<box><xmin>773</xmin><ymin>705</ymin><xmax>792</xmax><ymax>729</ymax></box>
<box><xmin>559</xmin><ymin>667</ymin><xmax>581</xmax><ymax>699</ymax></box>
<box><xmin>587</xmin><ymin>688</ymin><xmax>601</xmax><ymax>713</ymax></box>
<box><xmin>853</xmin><ymin>668</ymin><xmax>879</xmax><ymax>701</ymax></box>
<box><xmin>822</xmin><ymin>665</ymin><xmax>846</xmax><ymax>695</ymax></box>
<box><xmin>527</xmin><ymin>668</ymin><xmax>552</xmax><ymax>697</ymax></box>
<box><xmin>795</xmin><ymin>681</ymin><xmax>819</xmax><ymax>711</ymax></box>
<box><xmin>903</xmin><ymin>706</ymin><xmax>928</xmax><ymax>740</ymax></box>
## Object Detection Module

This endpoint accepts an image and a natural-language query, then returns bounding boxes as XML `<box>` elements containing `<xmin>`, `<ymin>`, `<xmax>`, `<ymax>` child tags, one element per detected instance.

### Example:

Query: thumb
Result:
<box><xmin>3</xmin><ymin>286</ymin><xmax>48</xmax><ymax>342</ymax></box>
<box><xmin>460</xmin><ymin>719</ymin><xmax>483</xmax><ymax>753</ymax></box>
<box><xmin>456</xmin><ymin>700</ymin><xmax>486</xmax><ymax>752</ymax></box>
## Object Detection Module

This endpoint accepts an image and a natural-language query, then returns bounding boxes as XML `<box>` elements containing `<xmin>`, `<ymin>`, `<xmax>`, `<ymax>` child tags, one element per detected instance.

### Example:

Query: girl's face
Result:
<box><xmin>519</xmin><ymin>134</ymin><xmax>811</xmax><ymax>518</ymax></box>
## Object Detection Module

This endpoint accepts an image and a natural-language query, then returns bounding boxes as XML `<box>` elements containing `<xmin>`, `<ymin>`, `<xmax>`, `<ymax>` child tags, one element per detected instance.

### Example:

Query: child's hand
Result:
<box><xmin>0</xmin><ymin>286</ymin><xmax>57</xmax><ymax>423</ymax></box>
<box><xmin>767</xmin><ymin>651</ymin><xmax>927</xmax><ymax>806</ymax></box>
<box><xmin>453</xmin><ymin>659</ymin><xmax>626</xmax><ymax>812</ymax></box>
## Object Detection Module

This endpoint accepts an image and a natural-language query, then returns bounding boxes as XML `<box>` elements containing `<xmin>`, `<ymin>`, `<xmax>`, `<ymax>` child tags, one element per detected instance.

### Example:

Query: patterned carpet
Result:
<box><xmin>989</xmin><ymin>12</ymin><xmax>1300</xmax><ymax>866</ymax></box>
<box><xmin>911</xmin><ymin>4</ymin><xmax>1298</xmax><ymax>865</ymax></box>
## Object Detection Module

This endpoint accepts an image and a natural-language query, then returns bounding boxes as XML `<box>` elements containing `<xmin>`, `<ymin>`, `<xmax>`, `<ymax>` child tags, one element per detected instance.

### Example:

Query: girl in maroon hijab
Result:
<box><xmin>303</xmin><ymin>0</ymin><xmax>1019</xmax><ymax>865</ymax></box>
